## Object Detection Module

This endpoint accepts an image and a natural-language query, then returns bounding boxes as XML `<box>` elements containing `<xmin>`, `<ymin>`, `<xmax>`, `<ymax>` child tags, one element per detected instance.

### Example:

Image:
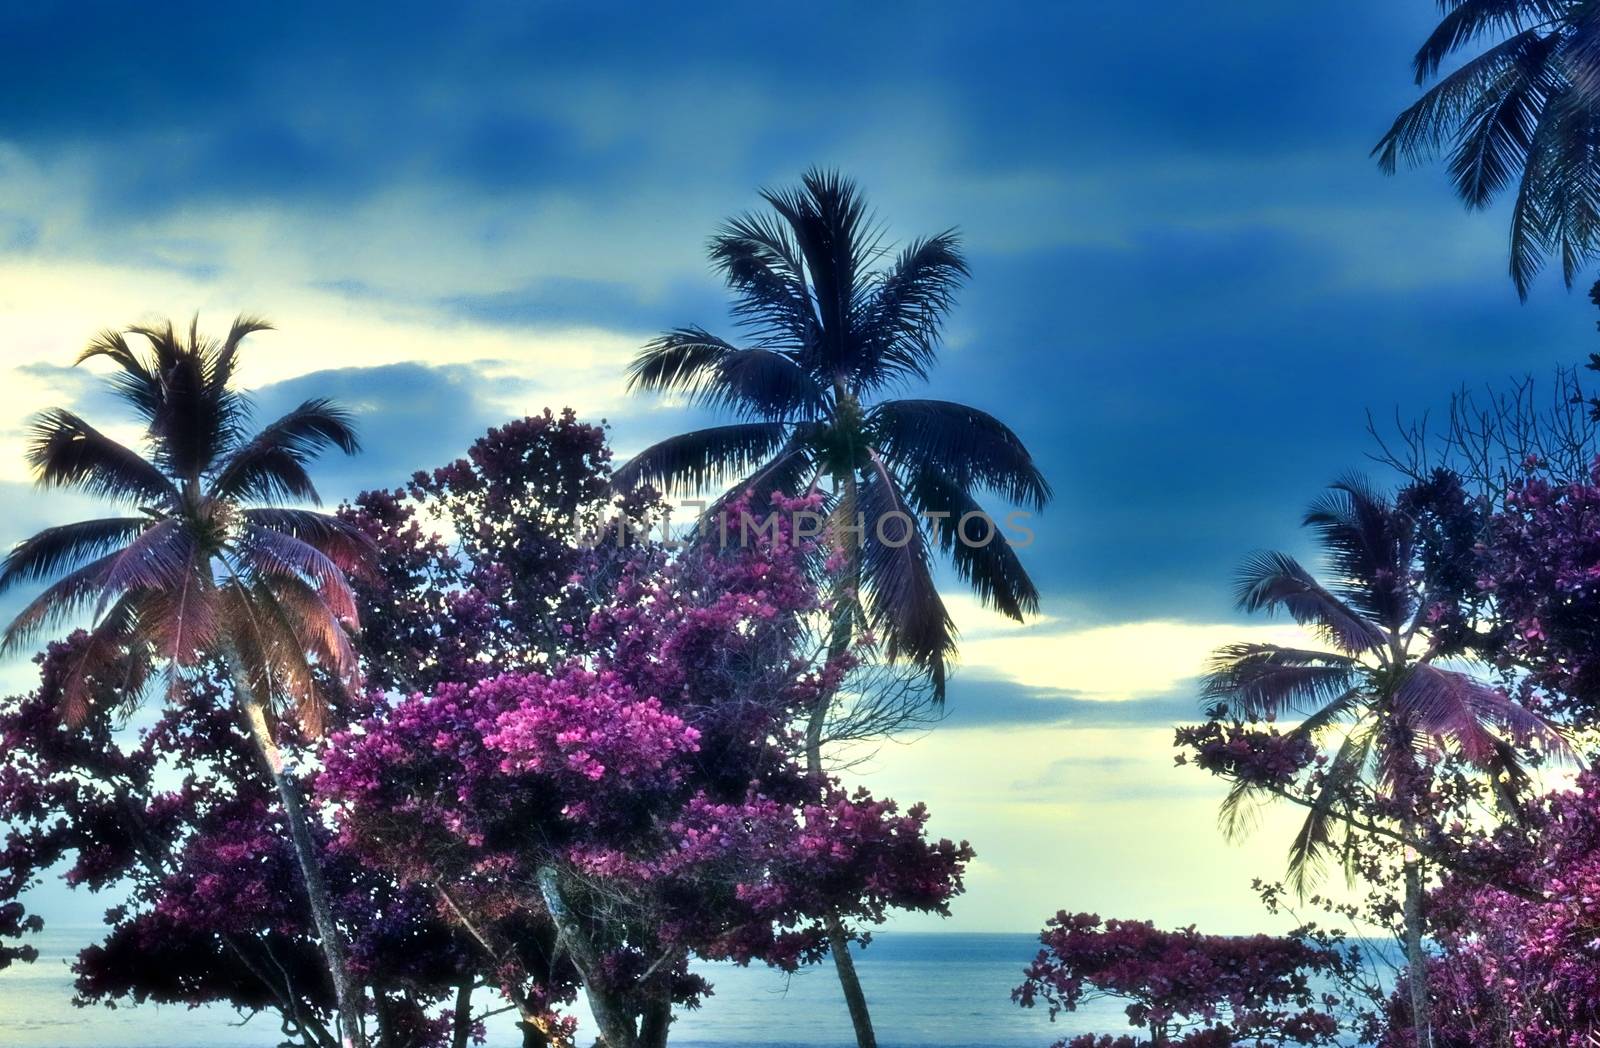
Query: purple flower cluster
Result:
<box><xmin>1013</xmin><ymin>912</ymin><xmax>1347</xmax><ymax>1047</ymax></box>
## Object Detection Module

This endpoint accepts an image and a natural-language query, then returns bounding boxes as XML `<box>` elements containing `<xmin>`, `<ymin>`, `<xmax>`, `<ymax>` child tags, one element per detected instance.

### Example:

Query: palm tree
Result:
<box><xmin>0</xmin><ymin>318</ymin><xmax>375</xmax><ymax>1048</ymax></box>
<box><xmin>1375</xmin><ymin>1</ymin><xmax>1600</xmax><ymax>298</ymax></box>
<box><xmin>614</xmin><ymin>169</ymin><xmax>1051</xmax><ymax>1048</ymax></box>
<box><xmin>1204</xmin><ymin>477</ymin><xmax>1569</xmax><ymax>1048</ymax></box>
<box><xmin>615</xmin><ymin>168</ymin><xmax>1050</xmax><ymax>689</ymax></box>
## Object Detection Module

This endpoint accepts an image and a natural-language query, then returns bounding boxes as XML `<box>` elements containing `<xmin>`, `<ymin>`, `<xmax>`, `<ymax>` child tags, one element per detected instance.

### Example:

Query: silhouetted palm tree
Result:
<box><xmin>0</xmin><ymin>318</ymin><xmax>374</xmax><ymax>1048</ymax></box>
<box><xmin>615</xmin><ymin>169</ymin><xmax>1050</xmax><ymax>693</ymax></box>
<box><xmin>1205</xmin><ymin>477</ymin><xmax>1569</xmax><ymax>1048</ymax></box>
<box><xmin>1376</xmin><ymin>1</ymin><xmax>1600</xmax><ymax>297</ymax></box>
<box><xmin>615</xmin><ymin>169</ymin><xmax>1050</xmax><ymax>1048</ymax></box>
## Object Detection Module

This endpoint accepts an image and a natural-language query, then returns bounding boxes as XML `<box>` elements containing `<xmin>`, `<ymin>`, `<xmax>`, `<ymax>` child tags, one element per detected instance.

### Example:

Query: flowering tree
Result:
<box><xmin>320</xmin><ymin>494</ymin><xmax>972</xmax><ymax>1048</ymax></box>
<box><xmin>337</xmin><ymin>409</ymin><xmax>658</xmax><ymax>695</ymax></box>
<box><xmin>1469</xmin><ymin>463</ymin><xmax>1600</xmax><ymax>726</ymax></box>
<box><xmin>1012</xmin><ymin>912</ymin><xmax>1351</xmax><ymax>1047</ymax></box>
<box><xmin>1380</xmin><ymin>770</ymin><xmax>1600</xmax><ymax>1047</ymax></box>
<box><xmin>0</xmin><ymin>633</ymin><xmax>577</xmax><ymax>1048</ymax></box>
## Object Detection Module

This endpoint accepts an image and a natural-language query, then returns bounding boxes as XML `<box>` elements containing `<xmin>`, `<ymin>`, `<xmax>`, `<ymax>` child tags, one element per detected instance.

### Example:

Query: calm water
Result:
<box><xmin>0</xmin><ymin>930</ymin><xmax>1131</xmax><ymax>1047</ymax></box>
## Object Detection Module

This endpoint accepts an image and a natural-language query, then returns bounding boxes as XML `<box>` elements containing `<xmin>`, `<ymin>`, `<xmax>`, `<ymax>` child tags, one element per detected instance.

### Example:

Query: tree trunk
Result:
<box><xmin>537</xmin><ymin>865</ymin><xmax>642</xmax><ymax>1048</ymax></box>
<box><xmin>638</xmin><ymin>992</ymin><xmax>673</xmax><ymax>1048</ymax></box>
<box><xmin>451</xmin><ymin>982</ymin><xmax>474</xmax><ymax>1048</ymax></box>
<box><xmin>434</xmin><ymin>884</ymin><xmax>555</xmax><ymax>1047</ymax></box>
<box><xmin>806</xmin><ymin>698</ymin><xmax>878</xmax><ymax>1048</ymax></box>
<box><xmin>1402</xmin><ymin>821</ymin><xmax>1432</xmax><ymax>1048</ymax></box>
<box><xmin>228</xmin><ymin>648</ymin><xmax>369</xmax><ymax>1048</ymax></box>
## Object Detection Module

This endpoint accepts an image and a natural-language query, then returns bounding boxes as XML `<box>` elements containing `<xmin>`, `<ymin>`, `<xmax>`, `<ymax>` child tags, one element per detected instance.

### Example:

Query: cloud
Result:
<box><xmin>949</xmin><ymin>605</ymin><xmax>1315</xmax><ymax>704</ymax></box>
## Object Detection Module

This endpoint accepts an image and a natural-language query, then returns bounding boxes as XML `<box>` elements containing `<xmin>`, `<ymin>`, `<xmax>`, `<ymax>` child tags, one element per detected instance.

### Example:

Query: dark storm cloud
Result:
<box><xmin>2</xmin><ymin>0</ymin><xmax>1597</xmax><ymax>629</ymax></box>
<box><xmin>248</xmin><ymin>362</ymin><xmax>525</xmax><ymax>501</ymax></box>
<box><xmin>938</xmin><ymin>674</ymin><xmax>1204</xmax><ymax>732</ymax></box>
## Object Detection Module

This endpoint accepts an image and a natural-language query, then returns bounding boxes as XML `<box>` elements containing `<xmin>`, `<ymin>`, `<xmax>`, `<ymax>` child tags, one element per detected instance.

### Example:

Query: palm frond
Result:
<box><xmin>1201</xmin><ymin>643</ymin><xmax>1361</xmax><ymax>720</ymax></box>
<box><xmin>1219</xmin><ymin>776</ymin><xmax>1266</xmax><ymax>842</ymax></box>
<box><xmin>1288</xmin><ymin>720</ymin><xmax>1377</xmax><ymax>896</ymax></box>
<box><xmin>75</xmin><ymin>330</ymin><xmax>164</xmax><ymax>425</ymax></box>
<box><xmin>0</xmin><ymin>518</ymin><xmax>150</xmax><ymax>594</ymax></box>
<box><xmin>25</xmin><ymin>409</ymin><xmax>178</xmax><ymax>506</ymax></box>
<box><xmin>249</xmin><ymin>574</ymin><xmax>360</xmax><ymax>736</ymax></box>
<box><xmin>94</xmin><ymin>520</ymin><xmax>194</xmax><ymax>614</ymax></box>
<box><xmin>3</xmin><ymin>551</ymin><xmax>126</xmax><ymax>654</ymax></box>
<box><xmin>1394</xmin><ymin>663</ymin><xmax>1572</xmax><ymax>764</ymax></box>
<box><xmin>868</xmin><ymin>399</ymin><xmax>1051</xmax><ymax>510</ymax></box>
<box><xmin>902</xmin><ymin>467</ymin><xmax>1040</xmax><ymax>620</ymax></box>
<box><xmin>855</xmin><ymin>456</ymin><xmax>954</xmax><ymax>694</ymax></box>
<box><xmin>628</xmin><ymin>327</ymin><xmax>741</xmax><ymax>394</ymax></box>
<box><xmin>212</xmin><ymin>315</ymin><xmax>272</xmax><ymax>399</ymax></box>
<box><xmin>1375</xmin><ymin>29</ymin><xmax>1551</xmax><ymax>172</ymax></box>
<box><xmin>241</xmin><ymin>508</ymin><xmax>377</xmax><ymax>578</ymax></box>
<box><xmin>1411</xmin><ymin>1</ymin><xmax>1567</xmax><ymax>82</ymax></box>
<box><xmin>208</xmin><ymin>398</ymin><xmax>360</xmax><ymax>504</ymax></box>
<box><xmin>233</xmin><ymin>525</ymin><xmax>359</xmax><ymax>623</ymax></box>
<box><xmin>220</xmin><ymin>576</ymin><xmax>351</xmax><ymax>738</ymax></box>
<box><xmin>137</xmin><ymin>551</ymin><xmax>219</xmax><ymax>668</ymax></box>
<box><xmin>260</xmin><ymin>573</ymin><xmax>360</xmax><ymax>686</ymax></box>
<box><xmin>57</xmin><ymin>596</ymin><xmax>148</xmax><ymax>726</ymax></box>
<box><xmin>1287</xmin><ymin>687</ymin><xmax>1364</xmax><ymax>742</ymax></box>
<box><xmin>854</xmin><ymin>231</ymin><xmax>968</xmax><ymax>388</ymax></box>
<box><xmin>1234</xmin><ymin>551</ymin><xmax>1387</xmax><ymax>655</ymax></box>
<box><xmin>1543</xmin><ymin>87</ymin><xmax>1600</xmax><ymax>288</ymax></box>
<box><xmin>1302</xmin><ymin>476</ymin><xmax>1414</xmax><ymax>630</ymax></box>
<box><xmin>627</xmin><ymin>329</ymin><xmax>826</xmax><ymax>421</ymax></box>
<box><xmin>762</xmin><ymin>168</ymin><xmax>883</xmax><ymax>375</ymax></box>
<box><xmin>1446</xmin><ymin>34</ymin><xmax>1561</xmax><ymax>207</ymax></box>
<box><xmin>1509</xmin><ymin>89</ymin><xmax>1562</xmax><ymax>295</ymax></box>
<box><xmin>711</xmin><ymin>209</ymin><xmax>821</xmax><ymax>350</ymax></box>
<box><xmin>1482</xmin><ymin>736</ymin><xmax>1535</xmax><ymax>823</ymax></box>
<box><xmin>612</xmin><ymin>423</ymin><xmax>792</xmax><ymax>496</ymax></box>
<box><xmin>701</xmin><ymin>437</ymin><xmax>817</xmax><ymax>526</ymax></box>
<box><xmin>125</xmin><ymin>318</ymin><xmax>250</xmax><ymax>478</ymax></box>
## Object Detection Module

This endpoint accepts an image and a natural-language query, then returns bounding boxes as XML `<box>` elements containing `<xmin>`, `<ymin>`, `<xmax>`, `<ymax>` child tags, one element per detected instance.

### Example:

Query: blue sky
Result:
<box><xmin>1</xmin><ymin>1</ymin><xmax>1596</xmax><ymax>934</ymax></box>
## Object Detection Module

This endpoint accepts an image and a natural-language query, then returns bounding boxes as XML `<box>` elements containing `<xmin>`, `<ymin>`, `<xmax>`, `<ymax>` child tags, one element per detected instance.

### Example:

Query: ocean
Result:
<box><xmin>0</xmin><ymin>929</ymin><xmax>1127</xmax><ymax>1048</ymax></box>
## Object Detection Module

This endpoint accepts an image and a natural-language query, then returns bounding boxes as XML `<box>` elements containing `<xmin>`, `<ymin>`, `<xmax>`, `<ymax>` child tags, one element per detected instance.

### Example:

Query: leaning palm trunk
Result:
<box><xmin>228</xmin><ymin>646</ymin><xmax>368</xmax><ymax>1048</ymax></box>
<box><xmin>1401</xmin><ymin>817</ymin><xmax>1432</xmax><ymax>1048</ymax></box>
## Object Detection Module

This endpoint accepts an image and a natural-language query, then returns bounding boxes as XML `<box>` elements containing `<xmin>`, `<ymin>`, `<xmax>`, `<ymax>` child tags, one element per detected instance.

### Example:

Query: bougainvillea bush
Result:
<box><xmin>1012</xmin><ymin>912</ymin><xmax>1351</xmax><ymax>1047</ymax></box>
<box><xmin>1378</xmin><ymin>770</ymin><xmax>1600</xmax><ymax>1048</ymax></box>
<box><xmin>321</xmin><ymin>492</ymin><xmax>973</xmax><ymax>1048</ymax></box>
<box><xmin>0</xmin><ymin>635</ymin><xmax>574</xmax><ymax>1048</ymax></box>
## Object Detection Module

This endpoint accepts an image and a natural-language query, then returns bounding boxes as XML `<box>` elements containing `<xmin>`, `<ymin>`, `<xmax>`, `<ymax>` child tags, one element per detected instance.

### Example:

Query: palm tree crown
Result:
<box><xmin>1205</xmin><ymin>477</ymin><xmax>1568</xmax><ymax>891</ymax></box>
<box><xmin>0</xmin><ymin>317</ymin><xmax>371</xmax><ymax>732</ymax></box>
<box><xmin>1376</xmin><ymin>1</ymin><xmax>1600</xmax><ymax>297</ymax></box>
<box><xmin>614</xmin><ymin>169</ymin><xmax>1051</xmax><ymax>690</ymax></box>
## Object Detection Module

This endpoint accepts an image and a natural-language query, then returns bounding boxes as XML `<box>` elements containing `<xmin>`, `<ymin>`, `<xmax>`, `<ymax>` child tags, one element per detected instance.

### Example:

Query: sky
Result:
<box><xmin>1</xmin><ymin>0</ymin><xmax>1597</xmax><ymax>937</ymax></box>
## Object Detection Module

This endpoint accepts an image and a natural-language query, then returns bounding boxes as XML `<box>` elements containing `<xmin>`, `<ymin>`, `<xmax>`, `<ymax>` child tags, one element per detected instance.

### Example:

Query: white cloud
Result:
<box><xmin>0</xmin><ymin>255</ymin><xmax>649</xmax><ymax>483</ymax></box>
<box><xmin>951</xmin><ymin>611</ymin><xmax>1316</xmax><ymax>702</ymax></box>
<box><xmin>864</xmin><ymin>721</ymin><xmax>1310</xmax><ymax>934</ymax></box>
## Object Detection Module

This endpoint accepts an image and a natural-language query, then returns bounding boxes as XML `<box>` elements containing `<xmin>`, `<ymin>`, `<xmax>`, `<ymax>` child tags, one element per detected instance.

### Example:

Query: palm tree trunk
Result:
<box><xmin>810</xmin><ymin>468</ymin><xmax>880</xmax><ymax>1048</ymax></box>
<box><xmin>1402</xmin><ymin>819</ymin><xmax>1432</xmax><ymax>1048</ymax></box>
<box><xmin>806</xmin><ymin>666</ymin><xmax>877</xmax><ymax>1048</ymax></box>
<box><xmin>227</xmin><ymin>646</ymin><xmax>369</xmax><ymax>1048</ymax></box>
